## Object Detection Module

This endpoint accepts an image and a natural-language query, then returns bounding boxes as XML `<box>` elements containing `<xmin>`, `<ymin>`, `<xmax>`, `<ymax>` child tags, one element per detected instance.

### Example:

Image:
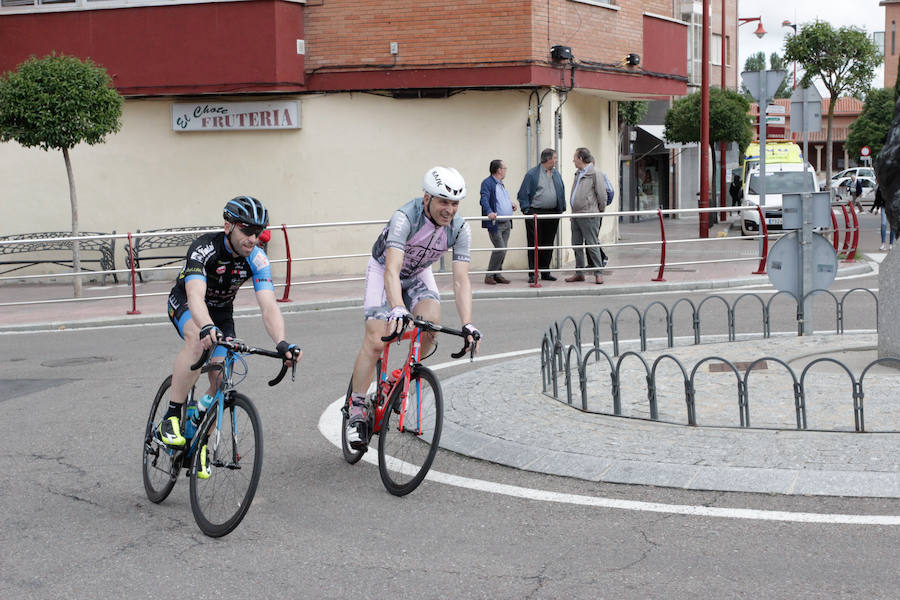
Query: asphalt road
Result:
<box><xmin>1</xmin><ymin>269</ymin><xmax>898</xmax><ymax>599</ymax></box>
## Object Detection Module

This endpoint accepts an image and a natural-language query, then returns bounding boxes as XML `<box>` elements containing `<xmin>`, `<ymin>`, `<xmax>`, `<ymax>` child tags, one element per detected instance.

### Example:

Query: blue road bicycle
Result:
<box><xmin>142</xmin><ymin>339</ymin><xmax>296</xmax><ymax>537</ymax></box>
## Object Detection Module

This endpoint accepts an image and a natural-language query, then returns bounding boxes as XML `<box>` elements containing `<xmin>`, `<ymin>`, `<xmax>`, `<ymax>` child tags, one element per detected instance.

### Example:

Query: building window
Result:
<box><xmin>569</xmin><ymin>0</ymin><xmax>618</xmax><ymax>7</ymax></box>
<box><xmin>711</xmin><ymin>33</ymin><xmax>722</xmax><ymax>66</ymax></box>
<box><xmin>892</xmin><ymin>21</ymin><xmax>896</xmax><ymax>55</ymax></box>
<box><xmin>681</xmin><ymin>1</ymin><xmax>702</xmax><ymax>86</ymax></box>
<box><xmin>2</xmin><ymin>0</ymin><xmax>74</xmax><ymax>6</ymax></box>
<box><xmin>1</xmin><ymin>0</ymin><xmax>233</xmax><ymax>12</ymax></box>
<box><xmin>725</xmin><ymin>35</ymin><xmax>731</xmax><ymax>66</ymax></box>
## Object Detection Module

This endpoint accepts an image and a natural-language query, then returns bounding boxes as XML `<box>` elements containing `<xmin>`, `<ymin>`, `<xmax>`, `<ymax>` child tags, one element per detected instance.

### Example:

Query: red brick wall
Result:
<box><xmin>303</xmin><ymin>0</ymin><xmax>534</xmax><ymax>69</ymax></box>
<box><xmin>305</xmin><ymin>0</ymin><xmax>682</xmax><ymax>68</ymax></box>
<box><xmin>304</xmin><ymin>0</ymin><xmax>686</xmax><ymax>94</ymax></box>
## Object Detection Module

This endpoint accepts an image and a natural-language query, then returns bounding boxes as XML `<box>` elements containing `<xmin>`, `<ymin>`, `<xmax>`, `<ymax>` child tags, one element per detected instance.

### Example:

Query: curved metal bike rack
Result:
<box><xmin>540</xmin><ymin>289</ymin><xmax>897</xmax><ymax>432</ymax></box>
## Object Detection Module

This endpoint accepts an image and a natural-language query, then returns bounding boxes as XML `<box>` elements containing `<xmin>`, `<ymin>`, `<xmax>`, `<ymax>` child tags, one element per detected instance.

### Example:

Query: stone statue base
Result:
<box><xmin>878</xmin><ymin>248</ymin><xmax>900</xmax><ymax>359</ymax></box>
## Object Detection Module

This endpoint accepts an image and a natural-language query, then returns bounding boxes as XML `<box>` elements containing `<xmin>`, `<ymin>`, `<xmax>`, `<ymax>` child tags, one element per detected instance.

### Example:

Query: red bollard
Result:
<box><xmin>126</xmin><ymin>232</ymin><xmax>141</xmax><ymax>315</ymax></box>
<box><xmin>753</xmin><ymin>205</ymin><xmax>769</xmax><ymax>274</ymax></box>
<box><xmin>652</xmin><ymin>209</ymin><xmax>666</xmax><ymax>282</ymax></box>
<box><xmin>844</xmin><ymin>203</ymin><xmax>859</xmax><ymax>262</ymax></box>
<box><xmin>530</xmin><ymin>213</ymin><xmax>541</xmax><ymax>288</ymax></box>
<box><xmin>277</xmin><ymin>224</ymin><xmax>293</xmax><ymax>303</ymax></box>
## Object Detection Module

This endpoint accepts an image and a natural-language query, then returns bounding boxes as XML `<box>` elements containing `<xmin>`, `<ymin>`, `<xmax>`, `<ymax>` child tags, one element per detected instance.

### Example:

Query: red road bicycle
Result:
<box><xmin>341</xmin><ymin>317</ymin><xmax>478</xmax><ymax>496</ymax></box>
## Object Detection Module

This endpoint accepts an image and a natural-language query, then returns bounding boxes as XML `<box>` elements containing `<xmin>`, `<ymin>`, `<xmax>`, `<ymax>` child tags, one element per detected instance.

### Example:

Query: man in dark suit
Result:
<box><xmin>479</xmin><ymin>159</ymin><xmax>518</xmax><ymax>284</ymax></box>
<box><xmin>517</xmin><ymin>148</ymin><xmax>565</xmax><ymax>283</ymax></box>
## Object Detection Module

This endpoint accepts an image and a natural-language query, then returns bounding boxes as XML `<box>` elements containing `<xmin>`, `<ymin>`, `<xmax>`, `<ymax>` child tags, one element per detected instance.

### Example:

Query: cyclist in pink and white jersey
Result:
<box><xmin>346</xmin><ymin>166</ymin><xmax>482</xmax><ymax>449</ymax></box>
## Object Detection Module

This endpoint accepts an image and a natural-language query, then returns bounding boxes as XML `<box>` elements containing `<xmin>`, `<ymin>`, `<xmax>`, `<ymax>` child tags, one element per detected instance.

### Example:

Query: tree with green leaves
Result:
<box><xmin>847</xmin><ymin>87</ymin><xmax>894</xmax><ymax>161</ymax></box>
<box><xmin>617</xmin><ymin>100</ymin><xmax>648</xmax><ymax>158</ymax></box>
<box><xmin>664</xmin><ymin>87</ymin><xmax>752</xmax><ymax>209</ymax></box>
<box><xmin>0</xmin><ymin>53</ymin><xmax>123</xmax><ymax>297</ymax></box>
<box><xmin>784</xmin><ymin>21</ymin><xmax>881</xmax><ymax>183</ymax></box>
<box><xmin>742</xmin><ymin>52</ymin><xmax>791</xmax><ymax>99</ymax></box>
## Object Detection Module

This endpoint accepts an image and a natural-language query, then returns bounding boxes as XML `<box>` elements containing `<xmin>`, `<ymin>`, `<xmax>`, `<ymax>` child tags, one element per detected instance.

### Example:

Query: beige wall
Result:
<box><xmin>2</xmin><ymin>89</ymin><xmax>618</xmax><ymax>278</ymax></box>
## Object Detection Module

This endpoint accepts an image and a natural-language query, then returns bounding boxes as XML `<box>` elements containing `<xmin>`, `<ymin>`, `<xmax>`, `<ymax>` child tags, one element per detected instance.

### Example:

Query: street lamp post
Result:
<box><xmin>700</xmin><ymin>0</ymin><xmax>711</xmax><ymax>238</ymax></box>
<box><xmin>782</xmin><ymin>20</ymin><xmax>798</xmax><ymax>90</ymax></box>
<box><xmin>719</xmin><ymin>0</ymin><xmax>727</xmax><ymax>222</ymax></box>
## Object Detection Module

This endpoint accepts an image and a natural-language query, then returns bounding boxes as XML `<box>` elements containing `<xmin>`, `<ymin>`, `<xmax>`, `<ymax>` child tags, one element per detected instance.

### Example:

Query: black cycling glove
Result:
<box><xmin>199</xmin><ymin>324</ymin><xmax>221</xmax><ymax>342</ymax></box>
<box><xmin>276</xmin><ymin>340</ymin><xmax>300</xmax><ymax>361</ymax></box>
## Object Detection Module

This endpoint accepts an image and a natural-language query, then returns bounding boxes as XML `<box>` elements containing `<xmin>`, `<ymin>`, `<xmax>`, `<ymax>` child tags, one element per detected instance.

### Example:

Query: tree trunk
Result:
<box><xmin>63</xmin><ymin>147</ymin><xmax>82</xmax><ymax>298</ymax></box>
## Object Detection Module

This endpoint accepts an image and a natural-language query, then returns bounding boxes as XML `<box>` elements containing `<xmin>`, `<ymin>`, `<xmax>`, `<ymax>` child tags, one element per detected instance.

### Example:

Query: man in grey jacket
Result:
<box><xmin>516</xmin><ymin>148</ymin><xmax>566</xmax><ymax>283</ymax></box>
<box><xmin>565</xmin><ymin>147</ymin><xmax>606</xmax><ymax>284</ymax></box>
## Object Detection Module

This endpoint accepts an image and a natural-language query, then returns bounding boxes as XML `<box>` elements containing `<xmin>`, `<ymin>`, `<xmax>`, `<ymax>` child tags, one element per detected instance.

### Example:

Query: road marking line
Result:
<box><xmin>318</xmin><ymin>353</ymin><xmax>900</xmax><ymax>526</ymax></box>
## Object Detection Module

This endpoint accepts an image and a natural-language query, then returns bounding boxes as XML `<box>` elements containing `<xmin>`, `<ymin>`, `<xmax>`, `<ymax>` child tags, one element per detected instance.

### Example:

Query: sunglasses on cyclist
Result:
<box><xmin>235</xmin><ymin>224</ymin><xmax>265</xmax><ymax>238</ymax></box>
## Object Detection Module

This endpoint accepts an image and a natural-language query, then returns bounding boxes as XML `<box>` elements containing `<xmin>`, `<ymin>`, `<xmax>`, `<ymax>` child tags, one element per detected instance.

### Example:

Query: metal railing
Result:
<box><xmin>0</xmin><ymin>203</ymin><xmax>863</xmax><ymax>313</ymax></box>
<box><xmin>540</xmin><ymin>290</ymin><xmax>899</xmax><ymax>433</ymax></box>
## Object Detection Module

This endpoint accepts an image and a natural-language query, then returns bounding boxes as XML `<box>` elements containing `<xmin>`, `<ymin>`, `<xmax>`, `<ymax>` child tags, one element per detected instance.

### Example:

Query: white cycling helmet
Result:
<box><xmin>423</xmin><ymin>166</ymin><xmax>466</xmax><ymax>201</ymax></box>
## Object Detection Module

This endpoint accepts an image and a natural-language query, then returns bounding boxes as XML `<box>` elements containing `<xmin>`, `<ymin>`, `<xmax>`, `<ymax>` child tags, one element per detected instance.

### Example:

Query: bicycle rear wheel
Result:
<box><xmin>189</xmin><ymin>392</ymin><xmax>263</xmax><ymax>537</ymax></box>
<box><xmin>377</xmin><ymin>366</ymin><xmax>443</xmax><ymax>496</ymax></box>
<box><xmin>142</xmin><ymin>375</ymin><xmax>183</xmax><ymax>503</ymax></box>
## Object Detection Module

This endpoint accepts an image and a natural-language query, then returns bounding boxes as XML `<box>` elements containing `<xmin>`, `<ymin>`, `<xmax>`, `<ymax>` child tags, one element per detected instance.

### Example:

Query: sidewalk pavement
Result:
<box><xmin>0</xmin><ymin>216</ymin><xmax>876</xmax><ymax>332</ymax></box>
<box><xmin>4</xmin><ymin>216</ymin><xmax>896</xmax><ymax>498</ymax></box>
<box><xmin>440</xmin><ymin>333</ymin><xmax>900</xmax><ymax>499</ymax></box>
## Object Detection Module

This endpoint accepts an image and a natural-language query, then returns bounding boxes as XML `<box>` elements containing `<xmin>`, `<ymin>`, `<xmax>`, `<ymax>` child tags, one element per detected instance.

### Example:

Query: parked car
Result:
<box><xmin>741</xmin><ymin>162</ymin><xmax>818</xmax><ymax>236</ymax></box>
<box><xmin>820</xmin><ymin>167</ymin><xmax>876</xmax><ymax>190</ymax></box>
<box><xmin>832</xmin><ymin>175</ymin><xmax>877</xmax><ymax>208</ymax></box>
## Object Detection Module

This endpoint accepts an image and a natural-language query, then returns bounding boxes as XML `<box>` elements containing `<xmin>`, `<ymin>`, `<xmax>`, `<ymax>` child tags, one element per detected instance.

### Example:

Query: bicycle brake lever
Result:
<box><xmin>468</xmin><ymin>332</ymin><xmax>481</xmax><ymax>362</ymax></box>
<box><xmin>291</xmin><ymin>360</ymin><xmax>297</xmax><ymax>382</ymax></box>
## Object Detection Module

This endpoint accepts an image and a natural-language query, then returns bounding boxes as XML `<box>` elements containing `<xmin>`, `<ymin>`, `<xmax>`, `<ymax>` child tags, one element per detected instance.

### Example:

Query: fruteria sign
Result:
<box><xmin>172</xmin><ymin>101</ymin><xmax>301</xmax><ymax>131</ymax></box>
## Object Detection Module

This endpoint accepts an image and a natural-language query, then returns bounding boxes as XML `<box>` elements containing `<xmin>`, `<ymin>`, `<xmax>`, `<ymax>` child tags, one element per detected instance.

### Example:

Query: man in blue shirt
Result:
<box><xmin>479</xmin><ymin>159</ymin><xmax>518</xmax><ymax>284</ymax></box>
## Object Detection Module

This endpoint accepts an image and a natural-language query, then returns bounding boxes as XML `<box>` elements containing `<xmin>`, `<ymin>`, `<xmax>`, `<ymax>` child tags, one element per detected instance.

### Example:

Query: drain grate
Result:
<box><xmin>709</xmin><ymin>360</ymin><xmax>767</xmax><ymax>373</ymax></box>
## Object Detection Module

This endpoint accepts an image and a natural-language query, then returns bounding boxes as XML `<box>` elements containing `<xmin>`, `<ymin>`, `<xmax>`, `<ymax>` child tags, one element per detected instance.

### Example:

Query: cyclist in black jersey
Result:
<box><xmin>158</xmin><ymin>196</ymin><xmax>301</xmax><ymax>450</ymax></box>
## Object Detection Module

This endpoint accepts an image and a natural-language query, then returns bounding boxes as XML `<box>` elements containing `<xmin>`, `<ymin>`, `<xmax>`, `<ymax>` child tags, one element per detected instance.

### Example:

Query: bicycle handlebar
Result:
<box><xmin>380</xmin><ymin>316</ymin><xmax>481</xmax><ymax>361</ymax></box>
<box><xmin>189</xmin><ymin>339</ymin><xmax>300</xmax><ymax>386</ymax></box>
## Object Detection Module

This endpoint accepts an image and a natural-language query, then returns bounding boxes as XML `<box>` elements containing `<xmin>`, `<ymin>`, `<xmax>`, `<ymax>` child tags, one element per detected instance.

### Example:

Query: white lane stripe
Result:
<box><xmin>318</xmin><ymin>353</ymin><xmax>900</xmax><ymax>526</ymax></box>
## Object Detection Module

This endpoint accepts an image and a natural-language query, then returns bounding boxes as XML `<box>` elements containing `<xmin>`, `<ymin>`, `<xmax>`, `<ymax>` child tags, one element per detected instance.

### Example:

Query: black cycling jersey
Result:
<box><xmin>169</xmin><ymin>231</ymin><xmax>274</xmax><ymax>310</ymax></box>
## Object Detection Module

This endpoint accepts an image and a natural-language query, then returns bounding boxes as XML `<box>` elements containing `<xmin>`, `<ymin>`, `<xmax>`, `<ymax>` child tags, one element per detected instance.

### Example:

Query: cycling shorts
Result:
<box><xmin>362</xmin><ymin>256</ymin><xmax>440</xmax><ymax>320</ymax></box>
<box><xmin>167</xmin><ymin>290</ymin><xmax>235</xmax><ymax>360</ymax></box>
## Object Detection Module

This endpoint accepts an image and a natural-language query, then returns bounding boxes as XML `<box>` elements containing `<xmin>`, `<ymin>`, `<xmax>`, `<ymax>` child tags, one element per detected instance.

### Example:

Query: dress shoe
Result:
<box><xmin>540</xmin><ymin>273</ymin><xmax>557</xmax><ymax>281</ymax></box>
<box><xmin>527</xmin><ymin>274</ymin><xmax>535</xmax><ymax>284</ymax></box>
<box><xmin>483</xmin><ymin>275</ymin><xmax>497</xmax><ymax>285</ymax></box>
<box><xmin>494</xmin><ymin>274</ymin><xmax>511</xmax><ymax>284</ymax></box>
<box><xmin>564</xmin><ymin>274</ymin><xmax>585</xmax><ymax>282</ymax></box>
<box><xmin>594</xmin><ymin>274</ymin><xmax>604</xmax><ymax>284</ymax></box>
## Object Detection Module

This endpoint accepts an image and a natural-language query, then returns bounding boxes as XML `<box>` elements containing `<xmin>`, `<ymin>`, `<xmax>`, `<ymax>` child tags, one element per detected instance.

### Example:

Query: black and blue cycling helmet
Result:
<box><xmin>223</xmin><ymin>196</ymin><xmax>269</xmax><ymax>227</ymax></box>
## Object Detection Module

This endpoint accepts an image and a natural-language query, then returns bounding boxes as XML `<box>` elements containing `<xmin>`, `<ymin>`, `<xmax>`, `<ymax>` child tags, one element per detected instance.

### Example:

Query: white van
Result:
<box><xmin>741</xmin><ymin>162</ymin><xmax>817</xmax><ymax>236</ymax></box>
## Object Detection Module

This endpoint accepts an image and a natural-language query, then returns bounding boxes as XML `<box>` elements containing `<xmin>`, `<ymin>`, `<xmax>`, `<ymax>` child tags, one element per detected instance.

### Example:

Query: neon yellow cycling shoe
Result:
<box><xmin>156</xmin><ymin>416</ymin><xmax>186</xmax><ymax>447</ymax></box>
<box><xmin>197</xmin><ymin>444</ymin><xmax>211</xmax><ymax>479</ymax></box>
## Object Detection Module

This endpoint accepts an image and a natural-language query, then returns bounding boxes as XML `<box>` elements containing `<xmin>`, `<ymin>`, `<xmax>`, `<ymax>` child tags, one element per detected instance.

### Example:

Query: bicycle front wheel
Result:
<box><xmin>378</xmin><ymin>366</ymin><xmax>443</xmax><ymax>496</ymax></box>
<box><xmin>189</xmin><ymin>392</ymin><xmax>263</xmax><ymax>537</ymax></box>
<box><xmin>142</xmin><ymin>375</ymin><xmax>182</xmax><ymax>503</ymax></box>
